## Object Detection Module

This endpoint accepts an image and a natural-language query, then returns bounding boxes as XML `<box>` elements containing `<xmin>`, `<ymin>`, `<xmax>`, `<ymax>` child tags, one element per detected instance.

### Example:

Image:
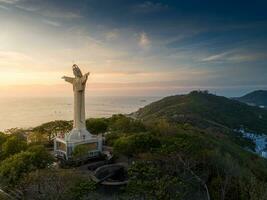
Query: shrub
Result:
<box><xmin>2</xmin><ymin>135</ymin><xmax>27</xmax><ymax>158</ymax></box>
<box><xmin>86</xmin><ymin>118</ymin><xmax>108</xmax><ymax>135</ymax></box>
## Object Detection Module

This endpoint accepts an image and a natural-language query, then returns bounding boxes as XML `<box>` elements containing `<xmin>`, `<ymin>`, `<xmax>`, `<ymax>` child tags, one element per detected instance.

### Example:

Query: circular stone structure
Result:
<box><xmin>90</xmin><ymin>163</ymin><xmax>128</xmax><ymax>186</ymax></box>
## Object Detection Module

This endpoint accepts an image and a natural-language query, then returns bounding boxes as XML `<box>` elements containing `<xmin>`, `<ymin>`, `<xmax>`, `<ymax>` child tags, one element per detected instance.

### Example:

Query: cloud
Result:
<box><xmin>138</xmin><ymin>32</ymin><xmax>151</xmax><ymax>49</ymax></box>
<box><xmin>42</xmin><ymin>19</ymin><xmax>61</xmax><ymax>27</ymax></box>
<box><xmin>201</xmin><ymin>52</ymin><xmax>230</xmax><ymax>62</ymax></box>
<box><xmin>201</xmin><ymin>50</ymin><xmax>267</xmax><ymax>63</ymax></box>
<box><xmin>13</xmin><ymin>1</ymin><xmax>81</xmax><ymax>20</ymax></box>
<box><xmin>15</xmin><ymin>4</ymin><xmax>40</xmax><ymax>12</ymax></box>
<box><xmin>105</xmin><ymin>30</ymin><xmax>119</xmax><ymax>41</ymax></box>
<box><xmin>0</xmin><ymin>0</ymin><xmax>19</xmax><ymax>4</ymax></box>
<box><xmin>0</xmin><ymin>4</ymin><xmax>8</xmax><ymax>9</ymax></box>
<box><xmin>40</xmin><ymin>10</ymin><xmax>81</xmax><ymax>19</ymax></box>
<box><xmin>0</xmin><ymin>51</ymin><xmax>33</xmax><ymax>63</ymax></box>
<box><xmin>0</xmin><ymin>51</ymin><xmax>36</xmax><ymax>75</ymax></box>
<box><xmin>132</xmin><ymin>1</ymin><xmax>168</xmax><ymax>13</ymax></box>
<box><xmin>226</xmin><ymin>52</ymin><xmax>267</xmax><ymax>62</ymax></box>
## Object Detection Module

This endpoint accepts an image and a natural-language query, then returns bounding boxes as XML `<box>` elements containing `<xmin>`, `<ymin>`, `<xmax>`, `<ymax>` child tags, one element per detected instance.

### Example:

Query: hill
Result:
<box><xmin>234</xmin><ymin>90</ymin><xmax>267</xmax><ymax>108</ymax></box>
<box><xmin>1</xmin><ymin>105</ymin><xmax>267</xmax><ymax>199</ymax></box>
<box><xmin>134</xmin><ymin>91</ymin><xmax>267</xmax><ymax>134</ymax></box>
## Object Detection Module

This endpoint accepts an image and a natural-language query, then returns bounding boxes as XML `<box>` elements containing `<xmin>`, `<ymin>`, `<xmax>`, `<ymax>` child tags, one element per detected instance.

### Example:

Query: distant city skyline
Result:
<box><xmin>0</xmin><ymin>0</ymin><xmax>266</xmax><ymax>97</ymax></box>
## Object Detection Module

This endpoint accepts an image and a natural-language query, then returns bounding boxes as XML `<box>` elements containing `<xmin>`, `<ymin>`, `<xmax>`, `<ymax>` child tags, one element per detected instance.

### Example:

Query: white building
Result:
<box><xmin>238</xmin><ymin>128</ymin><xmax>267</xmax><ymax>159</ymax></box>
<box><xmin>262</xmin><ymin>151</ymin><xmax>267</xmax><ymax>158</ymax></box>
<box><xmin>54</xmin><ymin>130</ymin><xmax>102</xmax><ymax>160</ymax></box>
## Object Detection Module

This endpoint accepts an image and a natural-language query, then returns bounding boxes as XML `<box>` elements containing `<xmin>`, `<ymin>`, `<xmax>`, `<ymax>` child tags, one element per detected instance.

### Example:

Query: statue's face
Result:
<box><xmin>72</xmin><ymin>65</ymin><xmax>82</xmax><ymax>77</ymax></box>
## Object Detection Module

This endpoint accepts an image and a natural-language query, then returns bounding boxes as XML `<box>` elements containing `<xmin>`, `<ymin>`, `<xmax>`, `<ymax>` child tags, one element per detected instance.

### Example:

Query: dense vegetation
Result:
<box><xmin>1</xmin><ymin>91</ymin><xmax>267</xmax><ymax>199</ymax></box>
<box><xmin>111</xmin><ymin>117</ymin><xmax>267</xmax><ymax>199</ymax></box>
<box><xmin>234</xmin><ymin>90</ymin><xmax>267</xmax><ymax>108</ymax></box>
<box><xmin>134</xmin><ymin>91</ymin><xmax>267</xmax><ymax>133</ymax></box>
<box><xmin>0</xmin><ymin>132</ymin><xmax>54</xmax><ymax>189</ymax></box>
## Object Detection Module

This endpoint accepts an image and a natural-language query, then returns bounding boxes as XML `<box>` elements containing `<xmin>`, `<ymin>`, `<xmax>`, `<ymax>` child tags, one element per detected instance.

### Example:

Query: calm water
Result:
<box><xmin>0</xmin><ymin>96</ymin><xmax>161</xmax><ymax>131</ymax></box>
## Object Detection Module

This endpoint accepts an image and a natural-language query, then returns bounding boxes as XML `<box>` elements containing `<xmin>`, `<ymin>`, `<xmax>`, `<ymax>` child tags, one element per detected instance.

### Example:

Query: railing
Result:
<box><xmin>54</xmin><ymin>150</ymin><xmax>67</xmax><ymax>159</ymax></box>
<box><xmin>0</xmin><ymin>186</ymin><xmax>23</xmax><ymax>200</ymax></box>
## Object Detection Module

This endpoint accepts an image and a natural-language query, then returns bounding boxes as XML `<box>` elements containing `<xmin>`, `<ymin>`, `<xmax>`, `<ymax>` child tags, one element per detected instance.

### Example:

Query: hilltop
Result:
<box><xmin>234</xmin><ymin>90</ymin><xmax>267</xmax><ymax>108</ymax></box>
<box><xmin>134</xmin><ymin>91</ymin><xmax>267</xmax><ymax>134</ymax></box>
<box><xmin>1</xmin><ymin>94</ymin><xmax>267</xmax><ymax>199</ymax></box>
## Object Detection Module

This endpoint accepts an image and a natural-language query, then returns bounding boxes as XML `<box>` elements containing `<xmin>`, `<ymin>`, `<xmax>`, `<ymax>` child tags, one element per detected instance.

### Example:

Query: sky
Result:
<box><xmin>0</xmin><ymin>0</ymin><xmax>267</xmax><ymax>97</ymax></box>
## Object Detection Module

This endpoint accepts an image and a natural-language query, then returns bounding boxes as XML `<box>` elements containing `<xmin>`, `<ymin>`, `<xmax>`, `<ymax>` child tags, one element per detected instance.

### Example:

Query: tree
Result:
<box><xmin>0</xmin><ymin>132</ymin><xmax>7</xmax><ymax>146</ymax></box>
<box><xmin>105</xmin><ymin>132</ymin><xmax>121</xmax><ymax>146</ymax></box>
<box><xmin>68</xmin><ymin>179</ymin><xmax>96</xmax><ymax>200</ymax></box>
<box><xmin>0</xmin><ymin>132</ymin><xmax>7</xmax><ymax>157</ymax></box>
<box><xmin>4</xmin><ymin>128</ymin><xmax>27</xmax><ymax>138</ymax></box>
<box><xmin>113</xmin><ymin>136</ymin><xmax>133</xmax><ymax>159</ymax></box>
<box><xmin>27</xmin><ymin>145</ymin><xmax>54</xmax><ymax>168</ymax></box>
<box><xmin>109</xmin><ymin>114</ymin><xmax>146</xmax><ymax>133</ymax></box>
<box><xmin>27</xmin><ymin>131</ymin><xmax>48</xmax><ymax>144</ymax></box>
<box><xmin>22</xmin><ymin>169</ymin><xmax>97</xmax><ymax>200</ymax></box>
<box><xmin>86</xmin><ymin>118</ymin><xmax>108</xmax><ymax>135</ymax></box>
<box><xmin>0</xmin><ymin>146</ymin><xmax>53</xmax><ymax>186</ymax></box>
<box><xmin>0</xmin><ymin>151</ymin><xmax>37</xmax><ymax>186</ymax></box>
<box><xmin>147</xmin><ymin>118</ymin><xmax>178</xmax><ymax>136</ymax></box>
<box><xmin>72</xmin><ymin>144</ymin><xmax>90</xmax><ymax>160</ymax></box>
<box><xmin>239</xmin><ymin>172</ymin><xmax>267</xmax><ymax>200</ymax></box>
<box><xmin>33</xmin><ymin>120</ymin><xmax>72</xmax><ymax>141</ymax></box>
<box><xmin>209</xmin><ymin>153</ymin><xmax>240</xmax><ymax>200</ymax></box>
<box><xmin>131</xmin><ymin>133</ymin><xmax>161</xmax><ymax>153</ymax></box>
<box><xmin>127</xmin><ymin>161</ymin><xmax>186</xmax><ymax>200</ymax></box>
<box><xmin>114</xmin><ymin>133</ymin><xmax>160</xmax><ymax>157</ymax></box>
<box><xmin>2</xmin><ymin>135</ymin><xmax>27</xmax><ymax>158</ymax></box>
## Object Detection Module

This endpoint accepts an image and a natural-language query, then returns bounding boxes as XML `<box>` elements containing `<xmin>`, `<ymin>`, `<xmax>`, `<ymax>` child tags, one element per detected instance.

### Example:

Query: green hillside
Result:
<box><xmin>234</xmin><ymin>90</ymin><xmax>267</xmax><ymax>108</ymax></box>
<box><xmin>1</xmin><ymin>108</ymin><xmax>267</xmax><ymax>199</ymax></box>
<box><xmin>134</xmin><ymin>91</ymin><xmax>267</xmax><ymax>133</ymax></box>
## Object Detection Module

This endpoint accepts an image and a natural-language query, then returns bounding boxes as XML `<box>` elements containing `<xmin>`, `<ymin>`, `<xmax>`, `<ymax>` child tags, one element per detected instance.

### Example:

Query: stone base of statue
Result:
<box><xmin>54</xmin><ymin>129</ymin><xmax>103</xmax><ymax>161</ymax></box>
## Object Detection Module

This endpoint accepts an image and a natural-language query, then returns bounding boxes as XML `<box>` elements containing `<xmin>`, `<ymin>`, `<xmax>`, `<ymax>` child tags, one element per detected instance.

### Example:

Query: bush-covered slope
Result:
<box><xmin>234</xmin><ymin>90</ymin><xmax>267</xmax><ymax>108</ymax></box>
<box><xmin>111</xmin><ymin>116</ymin><xmax>267</xmax><ymax>199</ymax></box>
<box><xmin>1</xmin><ymin>114</ymin><xmax>267</xmax><ymax>199</ymax></box>
<box><xmin>134</xmin><ymin>91</ymin><xmax>267</xmax><ymax>133</ymax></box>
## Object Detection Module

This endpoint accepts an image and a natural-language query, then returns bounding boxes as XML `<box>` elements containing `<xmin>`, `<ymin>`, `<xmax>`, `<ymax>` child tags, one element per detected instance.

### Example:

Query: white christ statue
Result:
<box><xmin>62</xmin><ymin>64</ymin><xmax>90</xmax><ymax>139</ymax></box>
<box><xmin>54</xmin><ymin>64</ymin><xmax>102</xmax><ymax>160</ymax></box>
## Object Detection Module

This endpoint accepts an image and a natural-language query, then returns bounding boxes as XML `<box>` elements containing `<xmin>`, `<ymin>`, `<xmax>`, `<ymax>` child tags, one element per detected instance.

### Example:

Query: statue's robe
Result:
<box><xmin>64</xmin><ymin>74</ymin><xmax>88</xmax><ymax>130</ymax></box>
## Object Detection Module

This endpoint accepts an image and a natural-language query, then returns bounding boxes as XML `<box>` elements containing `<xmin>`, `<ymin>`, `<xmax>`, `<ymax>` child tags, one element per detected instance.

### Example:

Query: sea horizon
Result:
<box><xmin>0</xmin><ymin>96</ymin><xmax>161</xmax><ymax>131</ymax></box>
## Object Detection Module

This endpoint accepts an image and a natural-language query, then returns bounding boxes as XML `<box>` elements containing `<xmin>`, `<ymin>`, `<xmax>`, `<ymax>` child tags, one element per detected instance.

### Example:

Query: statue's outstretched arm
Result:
<box><xmin>62</xmin><ymin>76</ymin><xmax>74</xmax><ymax>84</ymax></box>
<box><xmin>82</xmin><ymin>72</ymin><xmax>90</xmax><ymax>84</ymax></box>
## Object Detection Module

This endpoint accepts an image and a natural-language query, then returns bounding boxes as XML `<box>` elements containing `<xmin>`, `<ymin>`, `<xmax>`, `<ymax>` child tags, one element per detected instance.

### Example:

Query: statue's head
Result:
<box><xmin>72</xmin><ymin>64</ymin><xmax>83</xmax><ymax>77</ymax></box>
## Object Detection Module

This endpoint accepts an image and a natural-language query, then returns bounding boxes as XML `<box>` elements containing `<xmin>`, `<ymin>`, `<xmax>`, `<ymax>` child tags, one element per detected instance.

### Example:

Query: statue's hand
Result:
<box><xmin>62</xmin><ymin>76</ymin><xmax>74</xmax><ymax>83</ymax></box>
<box><xmin>81</xmin><ymin>72</ymin><xmax>90</xmax><ymax>83</ymax></box>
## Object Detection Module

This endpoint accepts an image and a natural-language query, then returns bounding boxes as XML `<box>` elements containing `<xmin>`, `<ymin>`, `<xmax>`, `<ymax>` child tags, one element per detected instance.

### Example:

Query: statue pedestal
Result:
<box><xmin>54</xmin><ymin>129</ymin><xmax>103</xmax><ymax>161</ymax></box>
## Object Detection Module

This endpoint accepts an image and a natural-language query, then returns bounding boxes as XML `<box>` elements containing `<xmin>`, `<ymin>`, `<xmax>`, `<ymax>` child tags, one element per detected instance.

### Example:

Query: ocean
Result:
<box><xmin>0</xmin><ymin>96</ymin><xmax>161</xmax><ymax>131</ymax></box>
